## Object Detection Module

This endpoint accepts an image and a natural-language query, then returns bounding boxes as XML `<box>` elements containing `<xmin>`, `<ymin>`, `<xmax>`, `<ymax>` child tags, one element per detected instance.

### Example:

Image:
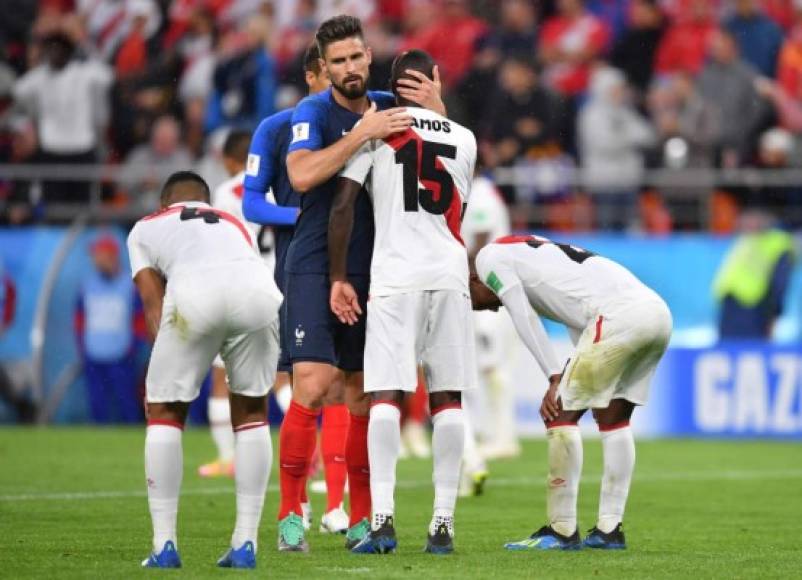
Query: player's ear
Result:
<box><xmin>365</xmin><ymin>46</ymin><xmax>372</xmax><ymax>66</ymax></box>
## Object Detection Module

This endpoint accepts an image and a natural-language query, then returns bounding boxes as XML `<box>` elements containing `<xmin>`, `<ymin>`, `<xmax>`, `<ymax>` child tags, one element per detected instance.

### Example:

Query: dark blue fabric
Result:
<box><xmin>725</xmin><ymin>15</ymin><xmax>783</xmax><ymax>78</ymax></box>
<box><xmin>284</xmin><ymin>273</ymin><xmax>369</xmax><ymax>371</ymax></box>
<box><xmin>284</xmin><ymin>88</ymin><xmax>395</xmax><ymax>276</ymax></box>
<box><xmin>242</xmin><ymin>108</ymin><xmax>299</xmax><ymax>285</ymax></box>
<box><xmin>84</xmin><ymin>358</ymin><xmax>142</xmax><ymax>423</ymax></box>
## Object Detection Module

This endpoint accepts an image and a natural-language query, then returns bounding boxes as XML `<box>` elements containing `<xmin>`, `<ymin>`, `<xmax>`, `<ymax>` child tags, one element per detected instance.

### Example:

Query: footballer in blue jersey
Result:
<box><xmin>242</xmin><ymin>44</ymin><xmax>331</xmax><ymax>376</ymax></box>
<box><xmin>275</xmin><ymin>15</ymin><xmax>446</xmax><ymax>554</ymax></box>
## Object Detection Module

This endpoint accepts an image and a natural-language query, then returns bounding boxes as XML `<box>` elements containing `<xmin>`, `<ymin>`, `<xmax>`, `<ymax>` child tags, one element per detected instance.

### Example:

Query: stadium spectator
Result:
<box><xmin>75</xmin><ymin>234</ymin><xmax>145</xmax><ymax>424</ymax></box>
<box><xmin>400</xmin><ymin>0</ymin><xmax>488</xmax><ymax>88</ymax></box>
<box><xmin>78</xmin><ymin>0</ymin><xmax>162</xmax><ymax>61</ymax></box>
<box><xmin>480</xmin><ymin>0</ymin><xmax>539</xmax><ymax>58</ymax></box>
<box><xmin>119</xmin><ymin>115</ymin><xmax>194</xmax><ymax>211</ymax></box>
<box><xmin>724</xmin><ymin>0</ymin><xmax>784</xmax><ymax>78</ymax></box>
<box><xmin>610</xmin><ymin>0</ymin><xmax>666</xmax><ymax>96</ymax></box>
<box><xmin>776</xmin><ymin>6</ymin><xmax>802</xmax><ymax>100</ymax></box>
<box><xmin>654</xmin><ymin>0</ymin><xmax>717</xmax><ymax>76</ymax></box>
<box><xmin>730</xmin><ymin>127</ymin><xmax>802</xmax><ymax>225</ymax></box>
<box><xmin>713</xmin><ymin>209</ymin><xmax>796</xmax><ymax>339</ymax></box>
<box><xmin>649</xmin><ymin>72</ymin><xmax>721</xmax><ymax>169</ymax></box>
<box><xmin>697</xmin><ymin>28</ymin><xmax>770</xmax><ymax>167</ymax></box>
<box><xmin>12</xmin><ymin>31</ymin><xmax>112</xmax><ymax>204</ymax></box>
<box><xmin>481</xmin><ymin>56</ymin><xmax>566</xmax><ymax>203</ymax></box>
<box><xmin>204</xmin><ymin>15</ymin><xmax>277</xmax><ymax>133</ymax></box>
<box><xmin>578</xmin><ymin>66</ymin><xmax>655</xmax><ymax>229</ymax></box>
<box><xmin>586</xmin><ymin>0</ymin><xmax>631</xmax><ymax>40</ymax></box>
<box><xmin>539</xmin><ymin>0</ymin><xmax>610</xmax><ymax>96</ymax></box>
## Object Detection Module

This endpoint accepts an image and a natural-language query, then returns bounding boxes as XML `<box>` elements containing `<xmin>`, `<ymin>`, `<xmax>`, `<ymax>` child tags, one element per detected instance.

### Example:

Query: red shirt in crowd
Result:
<box><xmin>654</xmin><ymin>18</ymin><xmax>716</xmax><ymax>76</ymax></box>
<box><xmin>539</xmin><ymin>12</ymin><xmax>610</xmax><ymax>95</ymax></box>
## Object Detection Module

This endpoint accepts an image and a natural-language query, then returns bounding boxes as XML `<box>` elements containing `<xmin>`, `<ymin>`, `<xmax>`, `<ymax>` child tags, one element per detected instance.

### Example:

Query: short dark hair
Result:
<box><xmin>303</xmin><ymin>42</ymin><xmax>322</xmax><ymax>74</ymax></box>
<box><xmin>222</xmin><ymin>129</ymin><xmax>252</xmax><ymax>164</ymax></box>
<box><xmin>160</xmin><ymin>171</ymin><xmax>210</xmax><ymax>205</ymax></box>
<box><xmin>390</xmin><ymin>49</ymin><xmax>434</xmax><ymax>104</ymax></box>
<box><xmin>316</xmin><ymin>15</ymin><xmax>364</xmax><ymax>58</ymax></box>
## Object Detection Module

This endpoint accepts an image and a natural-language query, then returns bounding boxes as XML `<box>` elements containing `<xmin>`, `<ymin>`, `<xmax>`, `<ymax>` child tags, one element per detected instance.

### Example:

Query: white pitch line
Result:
<box><xmin>2</xmin><ymin>469</ymin><xmax>801</xmax><ymax>503</ymax></box>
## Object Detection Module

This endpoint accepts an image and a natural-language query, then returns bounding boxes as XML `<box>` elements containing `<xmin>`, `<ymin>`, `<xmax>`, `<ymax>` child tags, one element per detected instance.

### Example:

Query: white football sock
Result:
<box><xmin>145</xmin><ymin>424</ymin><xmax>183</xmax><ymax>552</ymax></box>
<box><xmin>598</xmin><ymin>424</ymin><xmax>635</xmax><ymax>533</ymax></box>
<box><xmin>368</xmin><ymin>403</ymin><xmax>401</xmax><ymax>527</ymax></box>
<box><xmin>231</xmin><ymin>424</ymin><xmax>271</xmax><ymax>550</ymax></box>
<box><xmin>432</xmin><ymin>407</ymin><xmax>464</xmax><ymax>519</ymax></box>
<box><xmin>461</xmin><ymin>394</ymin><xmax>486</xmax><ymax>474</ymax></box>
<box><xmin>546</xmin><ymin>424</ymin><xmax>582</xmax><ymax>537</ymax></box>
<box><xmin>208</xmin><ymin>397</ymin><xmax>234</xmax><ymax>463</ymax></box>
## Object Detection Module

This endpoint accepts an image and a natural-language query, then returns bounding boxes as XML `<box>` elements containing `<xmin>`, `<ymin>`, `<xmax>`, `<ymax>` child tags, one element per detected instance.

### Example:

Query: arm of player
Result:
<box><xmin>242</xmin><ymin>188</ymin><xmax>298</xmax><ymax>226</ymax></box>
<box><xmin>287</xmin><ymin>102</ymin><xmax>411</xmax><ymax>193</ymax></box>
<box><xmin>133</xmin><ymin>268</ymin><xmax>166</xmax><ymax>341</ymax></box>
<box><xmin>328</xmin><ymin>176</ymin><xmax>365</xmax><ymax>325</ymax></box>
<box><xmin>499</xmin><ymin>284</ymin><xmax>564</xmax><ymax>381</ymax></box>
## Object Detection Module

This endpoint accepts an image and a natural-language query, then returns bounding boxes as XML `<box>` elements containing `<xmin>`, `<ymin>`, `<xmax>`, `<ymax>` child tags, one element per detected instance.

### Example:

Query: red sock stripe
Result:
<box><xmin>147</xmin><ymin>419</ymin><xmax>184</xmax><ymax>430</ymax></box>
<box><xmin>370</xmin><ymin>400</ymin><xmax>402</xmax><ymax>411</ymax></box>
<box><xmin>599</xmin><ymin>421</ymin><xmax>630</xmax><ymax>432</ymax></box>
<box><xmin>546</xmin><ymin>421</ymin><xmax>578</xmax><ymax>429</ymax></box>
<box><xmin>593</xmin><ymin>315</ymin><xmax>604</xmax><ymax>344</ymax></box>
<box><xmin>234</xmin><ymin>421</ymin><xmax>269</xmax><ymax>432</ymax></box>
<box><xmin>431</xmin><ymin>402</ymin><xmax>462</xmax><ymax>416</ymax></box>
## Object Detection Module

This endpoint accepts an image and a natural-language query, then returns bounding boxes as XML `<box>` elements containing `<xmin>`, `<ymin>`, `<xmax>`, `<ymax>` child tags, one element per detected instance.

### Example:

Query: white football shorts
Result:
<box><xmin>364</xmin><ymin>290</ymin><xmax>477</xmax><ymax>393</ymax></box>
<box><xmin>146</xmin><ymin>263</ymin><xmax>281</xmax><ymax>403</ymax></box>
<box><xmin>559</xmin><ymin>297</ymin><xmax>672</xmax><ymax>411</ymax></box>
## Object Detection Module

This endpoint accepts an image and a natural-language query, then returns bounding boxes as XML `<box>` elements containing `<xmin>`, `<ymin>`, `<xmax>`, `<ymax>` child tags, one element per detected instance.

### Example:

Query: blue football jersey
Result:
<box><xmin>285</xmin><ymin>87</ymin><xmax>396</xmax><ymax>275</ymax></box>
<box><xmin>243</xmin><ymin>108</ymin><xmax>298</xmax><ymax>284</ymax></box>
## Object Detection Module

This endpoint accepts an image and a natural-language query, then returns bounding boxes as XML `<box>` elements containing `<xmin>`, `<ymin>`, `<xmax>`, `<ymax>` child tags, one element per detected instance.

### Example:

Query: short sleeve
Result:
<box><xmin>340</xmin><ymin>142</ymin><xmax>373</xmax><ymax>186</ymax></box>
<box><xmin>287</xmin><ymin>97</ymin><xmax>325</xmax><ymax>153</ymax></box>
<box><xmin>127</xmin><ymin>224</ymin><xmax>153</xmax><ymax>278</ymax></box>
<box><xmin>475</xmin><ymin>245</ymin><xmax>520</xmax><ymax>298</ymax></box>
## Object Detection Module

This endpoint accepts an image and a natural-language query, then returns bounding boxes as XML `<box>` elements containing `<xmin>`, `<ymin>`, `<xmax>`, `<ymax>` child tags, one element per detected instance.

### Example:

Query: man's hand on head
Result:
<box><xmin>396</xmin><ymin>65</ymin><xmax>445</xmax><ymax>115</ymax></box>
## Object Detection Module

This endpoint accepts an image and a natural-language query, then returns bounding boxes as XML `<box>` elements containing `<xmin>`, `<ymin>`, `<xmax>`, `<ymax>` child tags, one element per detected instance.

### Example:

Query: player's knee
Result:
<box><xmin>290</xmin><ymin>365</ymin><xmax>332</xmax><ymax>408</ymax></box>
<box><xmin>146</xmin><ymin>402</ymin><xmax>189</xmax><ymax>425</ymax></box>
<box><xmin>229</xmin><ymin>393</ymin><xmax>267</xmax><ymax>427</ymax></box>
<box><xmin>323</xmin><ymin>370</ymin><xmax>346</xmax><ymax>405</ymax></box>
<box><xmin>429</xmin><ymin>391</ymin><xmax>461</xmax><ymax>415</ymax></box>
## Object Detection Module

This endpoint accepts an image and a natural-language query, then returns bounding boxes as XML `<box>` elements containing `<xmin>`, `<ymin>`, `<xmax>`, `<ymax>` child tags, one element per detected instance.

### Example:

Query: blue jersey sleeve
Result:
<box><xmin>287</xmin><ymin>95</ymin><xmax>327</xmax><ymax>154</ymax></box>
<box><xmin>242</xmin><ymin>111</ymin><xmax>299</xmax><ymax>226</ymax></box>
<box><xmin>369</xmin><ymin>91</ymin><xmax>397</xmax><ymax>111</ymax></box>
<box><xmin>242</xmin><ymin>190</ymin><xmax>298</xmax><ymax>226</ymax></box>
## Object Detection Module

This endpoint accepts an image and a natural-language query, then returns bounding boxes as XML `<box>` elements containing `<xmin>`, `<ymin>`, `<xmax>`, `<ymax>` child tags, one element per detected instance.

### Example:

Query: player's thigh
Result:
<box><xmin>285</xmin><ymin>273</ymin><xmax>337</xmax><ymax>366</ymax></box>
<box><xmin>422</xmin><ymin>290</ymin><xmax>477</xmax><ymax>393</ymax></box>
<box><xmin>363</xmin><ymin>292</ymin><xmax>423</xmax><ymax>393</ymax></box>
<box><xmin>222</xmin><ymin>318</ymin><xmax>279</xmax><ymax>398</ymax></box>
<box><xmin>334</xmin><ymin>274</ymin><xmax>371</xmax><ymax>373</ymax></box>
<box><xmin>147</xmin><ymin>314</ymin><xmax>221</xmax><ymax>404</ymax></box>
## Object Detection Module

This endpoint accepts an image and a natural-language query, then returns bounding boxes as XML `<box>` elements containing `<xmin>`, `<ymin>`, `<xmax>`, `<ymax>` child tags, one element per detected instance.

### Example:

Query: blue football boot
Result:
<box><xmin>217</xmin><ymin>541</ymin><xmax>257</xmax><ymax>568</ymax></box>
<box><xmin>504</xmin><ymin>525</ymin><xmax>582</xmax><ymax>551</ymax></box>
<box><xmin>583</xmin><ymin>524</ymin><xmax>626</xmax><ymax>550</ymax></box>
<box><xmin>351</xmin><ymin>515</ymin><xmax>397</xmax><ymax>554</ymax></box>
<box><xmin>141</xmin><ymin>540</ymin><xmax>182</xmax><ymax>568</ymax></box>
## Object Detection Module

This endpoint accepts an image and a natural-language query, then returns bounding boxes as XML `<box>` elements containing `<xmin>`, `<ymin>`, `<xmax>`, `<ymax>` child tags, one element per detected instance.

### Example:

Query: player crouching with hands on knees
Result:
<box><xmin>128</xmin><ymin>171</ymin><xmax>282</xmax><ymax>569</ymax></box>
<box><xmin>469</xmin><ymin>235</ymin><xmax>672</xmax><ymax>551</ymax></box>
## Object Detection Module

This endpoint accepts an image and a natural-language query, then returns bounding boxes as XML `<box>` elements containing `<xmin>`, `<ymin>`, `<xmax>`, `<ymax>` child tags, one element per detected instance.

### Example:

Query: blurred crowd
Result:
<box><xmin>2</xmin><ymin>0</ymin><xmax>802</xmax><ymax>231</ymax></box>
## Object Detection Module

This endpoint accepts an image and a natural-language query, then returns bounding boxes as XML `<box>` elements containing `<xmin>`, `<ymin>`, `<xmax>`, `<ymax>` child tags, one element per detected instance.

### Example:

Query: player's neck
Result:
<box><xmin>332</xmin><ymin>89</ymin><xmax>370</xmax><ymax>114</ymax></box>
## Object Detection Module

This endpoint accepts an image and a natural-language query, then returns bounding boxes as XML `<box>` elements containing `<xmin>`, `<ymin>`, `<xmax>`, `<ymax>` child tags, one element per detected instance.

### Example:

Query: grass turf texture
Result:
<box><xmin>1</xmin><ymin>428</ymin><xmax>800</xmax><ymax>579</ymax></box>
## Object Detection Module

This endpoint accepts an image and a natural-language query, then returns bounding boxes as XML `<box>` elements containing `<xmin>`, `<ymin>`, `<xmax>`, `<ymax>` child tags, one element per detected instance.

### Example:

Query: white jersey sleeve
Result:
<box><xmin>475</xmin><ymin>244</ymin><xmax>562</xmax><ymax>377</ymax></box>
<box><xmin>127</xmin><ymin>223</ymin><xmax>154</xmax><ymax>278</ymax></box>
<box><xmin>341</xmin><ymin>142</ymin><xmax>374</xmax><ymax>186</ymax></box>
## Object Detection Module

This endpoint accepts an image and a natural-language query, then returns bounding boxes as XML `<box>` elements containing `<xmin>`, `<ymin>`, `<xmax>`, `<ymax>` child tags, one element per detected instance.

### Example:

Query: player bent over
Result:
<box><xmin>129</xmin><ymin>171</ymin><xmax>282</xmax><ymax>569</ymax></box>
<box><xmin>470</xmin><ymin>235</ymin><xmax>672</xmax><ymax>551</ymax></box>
<box><xmin>330</xmin><ymin>50</ymin><xmax>477</xmax><ymax>555</ymax></box>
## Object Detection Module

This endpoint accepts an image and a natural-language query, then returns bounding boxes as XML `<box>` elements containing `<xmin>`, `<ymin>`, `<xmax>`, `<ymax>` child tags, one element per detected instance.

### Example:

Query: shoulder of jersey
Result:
<box><xmin>262</xmin><ymin>107</ymin><xmax>294</xmax><ymax>131</ymax></box>
<box><xmin>368</xmin><ymin>90</ymin><xmax>396</xmax><ymax>109</ymax></box>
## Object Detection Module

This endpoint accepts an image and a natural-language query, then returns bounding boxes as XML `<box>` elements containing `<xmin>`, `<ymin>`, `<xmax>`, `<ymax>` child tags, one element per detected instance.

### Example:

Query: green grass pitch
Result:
<box><xmin>1</xmin><ymin>428</ymin><xmax>800</xmax><ymax>579</ymax></box>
